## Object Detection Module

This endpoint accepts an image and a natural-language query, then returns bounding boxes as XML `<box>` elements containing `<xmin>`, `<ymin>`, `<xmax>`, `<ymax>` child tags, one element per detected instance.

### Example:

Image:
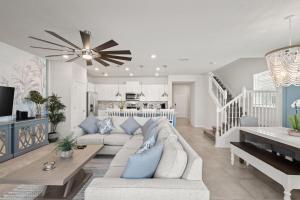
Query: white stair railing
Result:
<box><xmin>208</xmin><ymin>72</ymin><xmax>228</xmax><ymax>107</ymax></box>
<box><xmin>215</xmin><ymin>87</ymin><xmax>279</xmax><ymax>143</ymax></box>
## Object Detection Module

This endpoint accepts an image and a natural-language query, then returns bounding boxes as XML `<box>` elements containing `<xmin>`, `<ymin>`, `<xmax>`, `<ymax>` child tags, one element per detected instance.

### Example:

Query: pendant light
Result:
<box><xmin>161</xmin><ymin>84</ymin><xmax>168</xmax><ymax>97</ymax></box>
<box><xmin>115</xmin><ymin>67</ymin><xmax>122</xmax><ymax>99</ymax></box>
<box><xmin>115</xmin><ymin>81</ymin><xmax>122</xmax><ymax>98</ymax></box>
<box><xmin>265</xmin><ymin>15</ymin><xmax>300</xmax><ymax>87</ymax></box>
<box><xmin>139</xmin><ymin>82</ymin><xmax>145</xmax><ymax>97</ymax></box>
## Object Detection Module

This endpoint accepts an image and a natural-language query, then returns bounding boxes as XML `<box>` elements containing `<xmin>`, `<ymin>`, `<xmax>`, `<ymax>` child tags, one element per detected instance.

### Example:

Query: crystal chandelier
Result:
<box><xmin>265</xmin><ymin>15</ymin><xmax>300</xmax><ymax>87</ymax></box>
<box><xmin>139</xmin><ymin>82</ymin><xmax>145</xmax><ymax>97</ymax></box>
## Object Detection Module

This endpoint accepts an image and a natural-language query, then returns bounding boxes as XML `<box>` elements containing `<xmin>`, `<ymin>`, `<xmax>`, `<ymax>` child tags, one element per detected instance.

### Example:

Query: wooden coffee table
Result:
<box><xmin>0</xmin><ymin>144</ymin><xmax>103</xmax><ymax>200</ymax></box>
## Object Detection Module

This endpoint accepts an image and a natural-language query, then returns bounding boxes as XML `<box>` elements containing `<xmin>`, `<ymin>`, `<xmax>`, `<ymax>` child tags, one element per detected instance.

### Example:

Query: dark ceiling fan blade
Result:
<box><xmin>66</xmin><ymin>55</ymin><xmax>81</xmax><ymax>62</ymax></box>
<box><xmin>86</xmin><ymin>59</ymin><xmax>93</xmax><ymax>66</ymax></box>
<box><xmin>45</xmin><ymin>30</ymin><xmax>81</xmax><ymax>50</ymax></box>
<box><xmin>80</xmin><ymin>31</ymin><xmax>91</xmax><ymax>49</ymax></box>
<box><xmin>29</xmin><ymin>36</ymin><xmax>75</xmax><ymax>50</ymax></box>
<box><xmin>101</xmin><ymin>57</ymin><xmax>124</xmax><ymax>65</ymax></box>
<box><xmin>100</xmin><ymin>50</ymin><xmax>131</xmax><ymax>55</ymax></box>
<box><xmin>93</xmin><ymin>40</ymin><xmax>118</xmax><ymax>52</ymax></box>
<box><xmin>101</xmin><ymin>54</ymin><xmax>132</xmax><ymax>61</ymax></box>
<box><xmin>45</xmin><ymin>53</ymin><xmax>74</xmax><ymax>57</ymax></box>
<box><xmin>94</xmin><ymin>58</ymin><xmax>110</xmax><ymax>67</ymax></box>
<box><xmin>30</xmin><ymin>46</ymin><xmax>74</xmax><ymax>52</ymax></box>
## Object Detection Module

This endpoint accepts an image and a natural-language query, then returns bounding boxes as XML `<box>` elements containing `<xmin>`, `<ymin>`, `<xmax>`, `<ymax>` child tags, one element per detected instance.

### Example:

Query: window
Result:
<box><xmin>253</xmin><ymin>71</ymin><xmax>276</xmax><ymax>91</ymax></box>
<box><xmin>253</xmin><ymin>71</ymin><xmax>276</xmax><ymax>107</ymax></box>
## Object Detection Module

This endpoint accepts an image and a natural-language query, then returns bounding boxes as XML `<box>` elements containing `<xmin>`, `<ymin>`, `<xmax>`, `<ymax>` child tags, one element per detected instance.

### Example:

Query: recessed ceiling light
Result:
<box><xmin>103</xmin><ymin>73</ymin><xmax>108</xmax><ymax>77</ymax></box>
<box><xmin>156</xmin><ymin>67</ymin><xmax>160</xmax><ymax>71</ymax></box>
<box><xmin>94</xmin><ymin>67</ymin><xmax>99</xmax><ymax>71</ymax></box>
<box><xmin>179</xmin><ymin>57</ymin><xmax>189</xmax><ymax>61</ymax></box>
<box><xmin>129</xmin><ymin>73</ymin><xmax>134</xmax><ymax>76</ymax></box>
<box><xmin>62</xmin><ymin>55</ymin><xmax>69</xmax><ymax>59</ymax></box>
<box><xmin>155</xmin><ymin>73</ymin><xmax>159</xmax><ymax>77</ymax></box>
<box><xmin>125</xmin><ymin>67</ymin><xmax>130</xmax><ymax>71</ymax></box>
<box><xmin>139</xmin><ymin>65</ymin><xmax>144</xmax><ymax>68</ymax></box>
<box><xmin>151</xmin><ymin>54</ymin><xmax>157</xmax><ymax>59</ymax></box>
<box><xmin>162</xmin><ymin>65</ymin><xmax>167</xmax><ymax>68</ymax></box>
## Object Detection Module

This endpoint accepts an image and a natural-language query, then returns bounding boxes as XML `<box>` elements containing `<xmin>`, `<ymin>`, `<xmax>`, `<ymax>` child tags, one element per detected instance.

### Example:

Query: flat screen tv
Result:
<box><xmin>0</xmin><ymin>86</ymin><xmax>15</xmax><ymax>117</ymax></box>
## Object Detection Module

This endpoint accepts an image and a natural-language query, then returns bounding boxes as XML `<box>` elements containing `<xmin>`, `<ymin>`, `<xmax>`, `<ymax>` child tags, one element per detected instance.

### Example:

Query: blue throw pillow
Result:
<box><xmin>79</xmin><ymin>115</ymin><xmax>98</xmax><ymax>134</ymax></box>
<box><xmin>141</xmin><ymin>118</ymin><xmax>154</xmax><ymax>136</ymax></box>
<box><xmin>136</xmin><ymin>131</ymin><xmax>158</xmax><ymax>154</ymax></box>
<box><xmin>97</xmin><ymin>118</ymin><xmax>114</xmax><ymax>134</ymax></box>
<box><xmin>143</xmin><ymin>125</ymin><xmax>159</xmax><ymax>142</ymax></box>
<box><xmin>120</xmin><ymin>117</ymin><xmax>140</xmax><ymax>135</ymax></box>
<box><xmin>122</xmin><ymin>143</ymin><xmax>163</xmax><ymax>179</ymax></box>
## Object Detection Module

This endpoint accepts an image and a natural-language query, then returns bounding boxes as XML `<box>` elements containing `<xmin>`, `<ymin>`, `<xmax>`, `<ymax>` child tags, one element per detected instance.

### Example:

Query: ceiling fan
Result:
<box><xmin>29</xmin><ymin>30</ymin><xmax>132</xmax><ymax>67</ymax></box>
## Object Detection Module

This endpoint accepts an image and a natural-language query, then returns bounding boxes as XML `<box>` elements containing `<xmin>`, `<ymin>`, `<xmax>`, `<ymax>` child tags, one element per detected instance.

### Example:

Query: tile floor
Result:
<box><xmin>176</xmin><ymin>118</ymin><xmax>300</xmax><ymax>200</ymax></box>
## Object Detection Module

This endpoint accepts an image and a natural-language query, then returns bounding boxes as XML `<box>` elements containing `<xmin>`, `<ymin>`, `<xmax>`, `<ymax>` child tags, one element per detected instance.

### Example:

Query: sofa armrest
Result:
<box><xmin>85</xmin><ymin>178</ymin><xmax>209</xmax><ymax>200</ymax></box>
<box><xmin>72</xmin><ymin>126</ymin><xmax>85</xmax><ymax>139</ymax></box>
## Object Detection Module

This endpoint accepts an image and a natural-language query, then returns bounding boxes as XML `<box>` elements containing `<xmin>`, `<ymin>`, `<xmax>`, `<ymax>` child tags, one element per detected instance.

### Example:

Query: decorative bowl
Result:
<box><xmin>43</xmin><ymin>161</ymin><xmax>56</xmax><ymax>171</ymax></box>
<box><xmin>288</xmin><ymin>129</ymin><xmax>300</xmax><ymax>137</ymax></box>
<box><xmin>60</xmin><ymin>150</ymin><xmax>73</xmax><ymax>159</ymax></box>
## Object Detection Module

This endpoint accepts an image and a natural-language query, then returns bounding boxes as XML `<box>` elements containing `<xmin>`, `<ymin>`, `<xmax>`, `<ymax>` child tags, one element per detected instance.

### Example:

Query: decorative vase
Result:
<box><xmin>60</xmin><ymin>150</ymin><xmax>73</xmax><ymax>159</ymax></box>
<box><xmin>288</xmin><ymin>129</ymin><xmax>300</xmax><ymax>137</ymax></box>
<box><xmin>48</xmin><ymin>132</ymin><xmax>59</xmax><ymax>143</ymax></box>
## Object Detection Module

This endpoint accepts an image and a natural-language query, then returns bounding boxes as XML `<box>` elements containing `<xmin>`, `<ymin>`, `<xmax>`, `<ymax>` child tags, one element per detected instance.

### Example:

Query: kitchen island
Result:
<box><xmin>98</xmin><ymin>109</ymin><xmax>176</xmax><ymax>126</ymax></box>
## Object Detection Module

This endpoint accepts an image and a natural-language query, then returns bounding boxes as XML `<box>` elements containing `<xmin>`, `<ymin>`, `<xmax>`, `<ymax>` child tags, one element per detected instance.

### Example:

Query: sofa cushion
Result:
<box><xmin>79</xmin><ymin>115</ymin><xmax>98</xmax><ymax>134</ymax></box>
<box><xmin>157</xmin><ymin>126</ymin><xmax>177</xmax><ymax>143</ymax></box>
<box><xmin>121</xmin><ymin>143</ymin><xmax>163</xmax><ymax>179</ymax></box>
<box><xmin>123</xmin><ymin>135</ymin><xmax>144</xmax><ymax>150</ymax></box>
<box><xmin>76</xmin><ymin>134</ymin><xmax>104</xmax><ymax>145</ymax></box>
<box><xmin>97</xmin><ymin>118</ymin><xmax>114</xmax><ymax>134</ymax></box>
<box><xmin>103</xmin><ymin>133</ymin><xmax>131</xmax><ymax>146</ymax></box>
<box><xmin>134</xmin><ymin>116</ymin><xmax>150</xmax><ymax>126</ymax></box>
<box><xmin>104</xmin><ymin>166</ymin><xmax>125</xmax><ymax>178</ymax></box>
<box><xmin>154</xmin><ymin>136</ymin><xmax>187</xmax><ymax>178</ymax></box>
<box><xmin>111</xmin><ymin>117</ymin><xmax>127</xmax><ymax>133</ymax></box>
<box><xmin>110</xmin><ymin>148</ymin><xmax>137</xmax><ymax>167</ymax></box>
<box><xmin>120</xmin><ymin>117</ymin><xmax>141</xmax><ymax>135</ymax></box>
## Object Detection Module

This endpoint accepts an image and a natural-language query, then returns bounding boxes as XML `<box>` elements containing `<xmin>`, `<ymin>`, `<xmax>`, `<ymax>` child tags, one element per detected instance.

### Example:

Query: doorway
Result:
<box><xmin>172</xmin><ymin>83</ymin><xmax>192</xmax><ymax>122</ymax></box>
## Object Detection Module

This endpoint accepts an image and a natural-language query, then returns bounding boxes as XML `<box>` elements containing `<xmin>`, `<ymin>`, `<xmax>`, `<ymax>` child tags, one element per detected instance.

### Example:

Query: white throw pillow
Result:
<box><xmin>154</xmin><ymin>136</ymin><xmax>187</xmax><ymax>178</ymax></box>
<box><xmin>157</xmin><ymin>126</ymin><xmax>177</xmax><ymax>143</ymax></box>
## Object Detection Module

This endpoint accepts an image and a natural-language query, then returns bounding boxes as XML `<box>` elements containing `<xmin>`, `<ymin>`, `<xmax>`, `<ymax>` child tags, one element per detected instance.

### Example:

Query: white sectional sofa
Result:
<box><xmin>73</xmin><ymin>116</ymin><xmax>209</xmax><ymax>200</ymax></box>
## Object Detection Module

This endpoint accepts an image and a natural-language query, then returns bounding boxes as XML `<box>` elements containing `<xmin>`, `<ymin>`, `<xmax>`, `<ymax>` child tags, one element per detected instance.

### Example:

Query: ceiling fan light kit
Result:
<box><xmin>265</xmin><ymin>15</ymin><xmax>300</xmax><ymax>87</ymax></box>
<box><xmin>29</xmin><ymin>30</ymin><xmax>132</xmax><ymax>67</ymax></box>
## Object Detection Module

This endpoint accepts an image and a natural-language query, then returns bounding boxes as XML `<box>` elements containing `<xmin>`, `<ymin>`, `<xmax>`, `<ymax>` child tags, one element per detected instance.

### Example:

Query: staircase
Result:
<box><xmin>206</xmin><ymin>72</ymin><xmax>281</xmax><ymax>147</ymax></box>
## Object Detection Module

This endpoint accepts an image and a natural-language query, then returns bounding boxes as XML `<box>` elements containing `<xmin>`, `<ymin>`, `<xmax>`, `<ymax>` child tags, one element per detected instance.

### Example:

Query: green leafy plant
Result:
<box><xmin>25</xmin><ymin>90</ymin><xmax>47</xmax><ymax>116</ymax></box>
<box><xmin>47</xmin><ymin>94</ymin><xmax>66</xmax><ymax>133</ymax></box>
<box><xmin>288</xmin><ymin>114</ymin><xmax>300</xmax><ymax>132</ymax></box>
<box><xmin>119</xmin><ymin>101</ymin><xmax>126</xmax><ymax>110</ymax></box>
<box><xmin>56</xmin><ymin>136</ymin><xmax>76</xmax><ymax>152</ymax></box>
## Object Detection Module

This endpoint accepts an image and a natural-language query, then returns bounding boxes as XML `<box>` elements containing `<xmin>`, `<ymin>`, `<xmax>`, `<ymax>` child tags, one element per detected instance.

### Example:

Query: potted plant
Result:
<box><xmin>119</xmin><ymin>101</ymin><xmax>126</xmax><ymax>111</ymax></box>
<box><xmin>25</xmin><ymin>90</ymin><xmax>47</xmax><ymax>118</ymax></box>
<box><xmin>56</xmin><ymin>136</ymin><xmax>76</xmax><ymax>159</ymax></box>
<box><xmin>47</xmin><ymin>94</ymin><xmax>66</xmax><ymax>143</ymax></box>
<box><xmin>288</xmin><ymin>99</ymin><xmax>300</xmax><ymax>136</ymax></box>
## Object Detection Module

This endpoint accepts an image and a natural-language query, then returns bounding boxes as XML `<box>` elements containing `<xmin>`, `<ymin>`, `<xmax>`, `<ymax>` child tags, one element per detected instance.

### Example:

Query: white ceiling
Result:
<box><xmin>0</xmin><ymin>0</ymin><xmax>300</xmax><ymax>77</ymax></box>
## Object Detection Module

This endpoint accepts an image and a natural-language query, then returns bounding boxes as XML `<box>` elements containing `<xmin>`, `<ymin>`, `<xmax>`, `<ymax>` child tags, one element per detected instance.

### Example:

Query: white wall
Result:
<box><xmin>214</xmin><ymin>58</ymin><xmax>267</xmax><ymax>96</ymax></box>
<box><xmin>49</xmin><ymin>61</ymin><xmax>87</xmax><ymax>137</ymax></box>
<box><xmin>168</xmin><ymin>75</ymin><xmax>207</xmax><ymax>127</ymax></box>
<box><xmin>0</xmin><ymin>42</ymin><xmax>47</xmax><ymax>121</ymax></box>
<box><xmin>172</xmin><ymin>84</ymin><xmax>191</xmax><ymax>118</ymax></box>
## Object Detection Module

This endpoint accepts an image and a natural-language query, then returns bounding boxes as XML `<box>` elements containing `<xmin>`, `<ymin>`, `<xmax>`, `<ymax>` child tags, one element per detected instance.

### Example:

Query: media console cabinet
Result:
<box><xmin>0</xmin><ymin>118</ymin><xmax>48</xmax><ymax>163</ymax></box>
<box><xmin>230</xmin><ymin>127</ymin><xmax>300</xmax><ymax>200</ymax></box>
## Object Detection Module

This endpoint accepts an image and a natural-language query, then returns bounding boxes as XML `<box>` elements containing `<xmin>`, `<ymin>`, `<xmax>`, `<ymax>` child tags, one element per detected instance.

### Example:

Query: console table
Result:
<box><xmin>0</xmin><ymin>118</ymin><xmax>48</xmax><ymax>163</ymax></box>
<box><xmin>230</xmin><ymin>127</ymin><xmax>300</xmax><ymax>200</ymax></box>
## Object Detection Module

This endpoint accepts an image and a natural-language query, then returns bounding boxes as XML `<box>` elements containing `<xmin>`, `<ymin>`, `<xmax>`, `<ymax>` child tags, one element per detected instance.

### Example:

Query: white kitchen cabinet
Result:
<box><xmin>95</xmin><ymin>83</ymin><xmax>167</xmax><ymax>102</ymax></box>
